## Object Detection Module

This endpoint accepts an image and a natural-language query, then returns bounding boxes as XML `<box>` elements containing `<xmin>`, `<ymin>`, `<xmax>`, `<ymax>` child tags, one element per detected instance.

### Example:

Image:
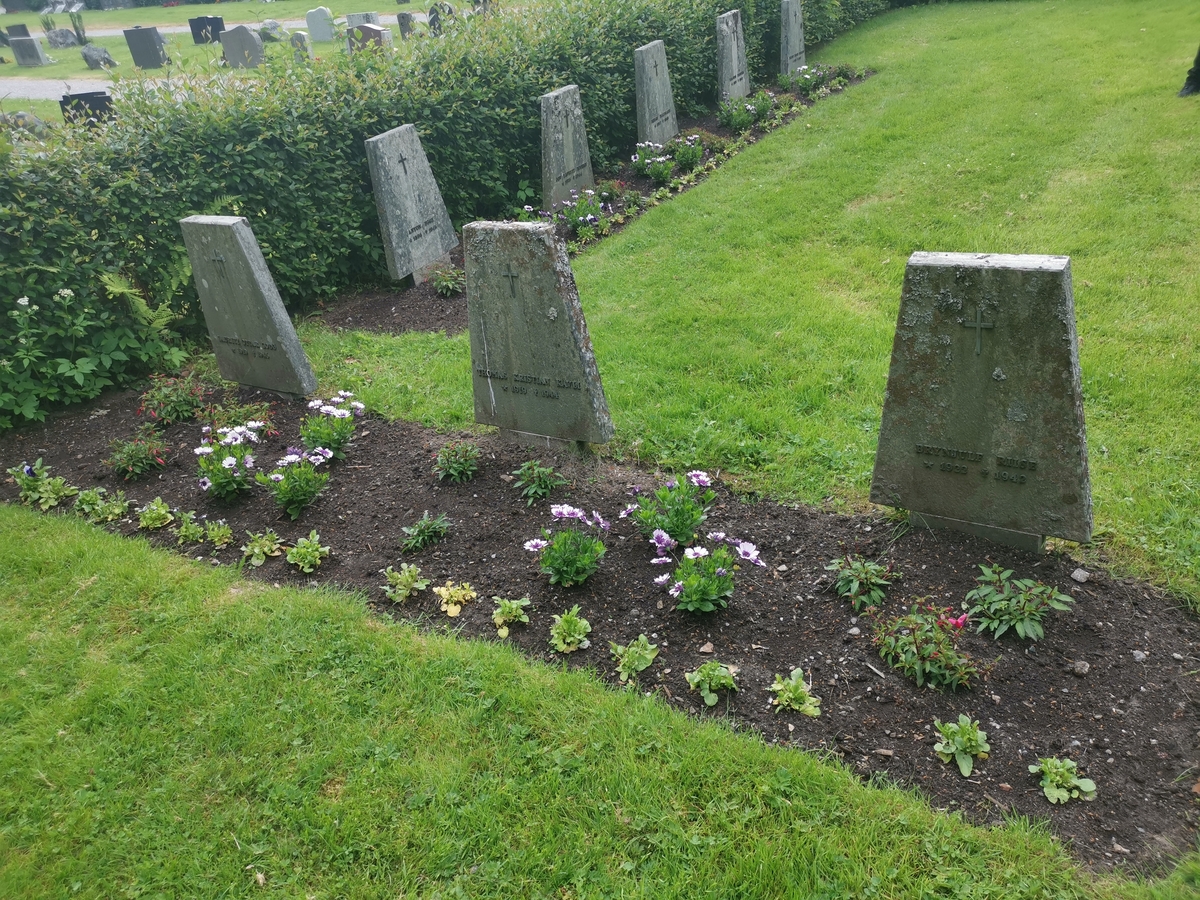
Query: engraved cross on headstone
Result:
<box><xmin>501</xmin><ymin>265</ymin><xmax>519</xmax><ymax>297</ymax></box>
<box><xmin>962</xmin><ymin>306</ymin><xmax>993</xmax><ymax>355</ymax></box>
<box><xmin>210</xmin><ymin>251</ymin><xmax>228</xmax><ymax>278</ymax></box>
<box><xmin>396</xmin><ymin>151</ymin><xmax>408</xmax><ymax>174</ymax></box>
<box><xmin>652</xmin><ymin>58</ymin><xmax>660</xmax><ymax>77</ymax></box>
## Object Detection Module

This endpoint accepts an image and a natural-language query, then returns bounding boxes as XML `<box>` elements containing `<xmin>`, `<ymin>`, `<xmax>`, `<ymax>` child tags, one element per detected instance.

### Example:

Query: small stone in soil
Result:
<box><xmin>1071</xmin><ymin>568</ymin><xmax>1090</xmax><ymax>583</ymax></box>
<box><xmin>1132</xmin><ymin>650</ymin><xmax>1147</xmax><ymax>662</ymax></box>
<box><xmin>848</xmin><ymin>627</ymin><xmax>861</xmax><ymax>636</ymax></box>
<box><xmin>1071</xmin><ymin>660</ymin><xmax>1091</xmax><ymax>676</ymax></box>
<box><xmin>699</xmin><ymin>642</ymin><xmax>714</xmax><ymax>653</ymax></box>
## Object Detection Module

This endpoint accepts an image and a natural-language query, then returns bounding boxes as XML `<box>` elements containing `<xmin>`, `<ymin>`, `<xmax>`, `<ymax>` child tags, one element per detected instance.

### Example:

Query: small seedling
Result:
<box><xmin>137</xmin><ymin>497</ymin><xmax>174</xmax><ymax>530</ymax></box>
<box><xmin>433</xmin><ymin>580</ymin><xmax>476</xmax><ymax>617</ymax></box>
<box><xmin>549</xmin><ymin>604</ymin><xmax>592</xmax><ymax>653</ymax></box>
<box><xmin>401</xmin><ymin>511</ymin><xmax>451</xmax><ymax>552</ymax></box>
<box><xmin>429</xmin><ymin>264</ymin><xmax>465</xmax><ymax>297</ymax></box>
<box><xmin>74</xmin><ymin>487</ymin><xmax>131</xmax><ymax>524</ymax></box>
<box><xmin>287</xmin><ymin>530</ymin><xmax>330</xmax><ymax>573</ymax></box>
<box><xmin>433</xmin><ymin>440</ymin><xmax>480</xmax><ymax>483</ymax></box>
<box><xmin>933</xmin><ymin>714</ymin><xmax>990</xmax><ymax>776</ymax></box>
<box><xmin>205</xmin><ymin>520</ymin><xmax>233</xmax><ymax>549</ymax></box>
<box><xmin>685</xmin><ymin>660</ymin><xmax>737</xmax><ymax>707</ymax></box>
<box><xmin>491</xmin><ymin>595</ymin><xmax>531</xmax><ymax>637</ymax></box>
<box><xmin>381</xmin><ymin>563</ymin><xmax>430</xmax><ymax>602</ymax></box>
<box><xmin>241</xmin><ymin>529</ymin><xmax>285</xmax><ymax>566</ymax></box>
<box><xmin>825</xmin><ymin>554</ymin><xmax>894</xmax><ymax>612</ymax></box>
<box><xmin>176</xmin><ymin>510</ymin><xmax>206</xmax><ymax>544</ymax></box>
<box><xmin>609</xmin><ymin>634</ymin><xmax>658</xmax><ymax>683</ymax></box>
<box><xmin>966</xmin><ymin>564</ymin><xmax>1074</xmax><ymax>641</ymax></box>
<box><xmin>1029</xmin><ymin>757</ymin><xmax>1096</xmax><ymax>804</ymax></box>
<box><xmin>768</xmin><ymin>668</ymin><xmax>821</xmax><ymax>717</ymax></box>
<box><xmin>6</xmin><ymin>458</ymin><xmax>78</xmax><ymax>510</ymax></box>
<box><xmin>511</xmin><ymin>459</ymin><xmax>567</xmax><ymax>505</ymax></box>
<box><xmin>105</xmin><ymin>424</ymin><xmax>170</xmax><ymax>481</ymax></box>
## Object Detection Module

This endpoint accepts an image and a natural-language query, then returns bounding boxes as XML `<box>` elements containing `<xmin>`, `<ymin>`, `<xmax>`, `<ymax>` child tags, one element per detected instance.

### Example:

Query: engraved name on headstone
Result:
<box><xmin>464</xmin><ymin>221</ymin><xmax>613</xmax><ymax>445</ymax></box>
<box><xmin>305</xmin><ymin>7</ymin><xmax>335</xmax><ymax>42</ymax></box>
<box><xmin>780</xmin><ymin>0</ymin><xmax>805</xmax><ymax>74</ymax></box>
<box><xmin>11</xmin><ymin>36</ymin><xmax>51</xmax><ymax>67</ymax></box>
<box><xmin>716</xmin><ymin>9</ymin><xmax>749</xmax><ymax>100</ymax></box>
<box><xmin>365</xmin><ymin>123</ymin><xmax>458</xmax><ymax>284</ymax></box>
<box><xmin>540</xmin><ymin>84</ymin><xmax>594</xmax><ymax>211</ymax></box>
<box><xmin>870</xmin><ymin>252</ymin><xmax>1092</xmax><ymax>551</ymax></box>
<box><xmin>634</xmin><ymin>40</ymin><xmax>678</xmax><ymax>145</ymax></box>
<box><xmin>123</xmin><ymin>25</ymin><xmax>168</xmax><ymax>69</ymax></box>
<box><xmin>220</xmin><ymin>24</ymin><xmax>264</xmax><ymax>69</ymax></box>
<box><xmin>180</xmin><ymin>216</ymin><xmax>317</xmax><ymax>398</ymax></box>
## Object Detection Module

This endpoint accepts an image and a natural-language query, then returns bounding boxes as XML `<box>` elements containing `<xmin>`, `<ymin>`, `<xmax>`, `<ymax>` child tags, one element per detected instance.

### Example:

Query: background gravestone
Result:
<box><xmin>347</xmin><ymin>23</ymin><xmax>392</xmax><ymax>51</ymax></box>
<box><xmin>396</xmin><ymin>11</ymin><xmax>414</xmax><ymax>38</ymax></box>
<box><xmin>870</xmin><ymin>252</ymin><xmax>1092</xmax><ymax>550</ymax></box>
<box><xmin>81</xmin><ymin>43</ymin><xmax>119</xmax><ymax>69</ymax></box>
<box><xmin>46</xmin><ymin>28</ymin><xmax>78</xmax><ymax>49</ymax></box>
<box><xmin>188</xmin><ymin>15</ymin><xmax>224</xmax><ymax>44</ymax></box>
<box><xmin>540</xmin><ymin>84</ymin><xmax>594</xmax><ymax>211</ymax></box>
<box><xmin>291</xmin><ymin>31</ymin><xmax>314</xmax><ymax>61</ymax></box>
<box><xmin>634</xmin><ymin>40</ymin><xmax>678</xmax><ymax>145</ymax></box>
<box><xmin>345</xmin><ymin>11</ymin><xmax>380</xmax><ymax>27</ymax></box>
<box><xmin>260</xmin><ymin>20</ymin><xmax>289</xmax><ymax>43</ymax></box>
<box><xmin>123</xmin><ymin>26</ymin><xmax>167</xmax><ymax>69</ymax></box>
<box><xmin>716</xmin><ymin>10</ymin><xmax>749</xmax><ymax>100</ymax></box>
<box><xmin>464</xmin><ymin>221</ymin><xmax>613</xmax><ymax>446</ymax></box>
<box><xmin>179</xmin><ymin>216</ymin><xmax>317</xmax><ymax>398</ymax></box>
<box><xmin>305</xmin><ymin>7</ymin><xmax>335</xmax><ymax>42</ymax></box>
<box><xmin>221</xmin><ymin>25</ymin><xmax>264</xmax><ymax>69</ymax></box>
<box><xmin>8</xmin><ymin>24</ymin><xmax>32</xmax><ymax>38</ymax></box>
<box><xmin>780</xmin><ymin>0</ymin><xmax>805</xmax><ymax>74</ymax></box>
<box><xmin>11</xmin><ymin>36</ymin><xmax>51</xmax><ymax>67</ymax></box>
<box><xmin>364</xmin><ymin>123</ymin><xmax>458</xmax><ymax>284</ymax></box>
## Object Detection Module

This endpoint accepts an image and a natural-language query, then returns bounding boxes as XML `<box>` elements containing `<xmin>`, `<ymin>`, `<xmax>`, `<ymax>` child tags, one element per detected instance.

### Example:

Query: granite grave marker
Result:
<box><xmin>634</xmin><ymin>40</ymin><xmax>678</xmax><ymax>145</ymax></box>
<box><xmin>540</xmin><ymin>84</ymin><xmax>594</xmax><ymax>211</ymax></box>
<box><xmin>291</xmin><ymin>30</ymin><xmax>313</xmax><ymax>61</ymax></box>
<box><xmin>11</xmin><ymin>35</ymin><xmax>51</xmax><ymax>67</ymax></box>
<box><xmin>8</xmin><ymin>24</ymin><xmax>31</xmax><ymax>38</ymax></box>
<box><xmin>347</xmin><ymin>22</ymin><xmax>391</xmax><ymax>51</ymax></box>
<box><xmin>123</xmin><ymin>26</ymin><xmax>167</xmax><ymax>69</ymax></box>
<box><xmin>464</xmin><ymin>221</ymin><xmax>613</xmax><ymax>445</ymax></box>
<box><xmin>716</xmin><ymin>9</ymin><xmax>749</xmax><ymax>100</ymax></box>
<box><xmin>365</xmin><ymin>123</ymin><xmax>458</xmax><ymax>284</ymax></box>
<box><xmin>179</xmin><ymin>216</ymin><xmax>317</xmax><ymax>398</ymax></box>
<box><xmin>221</xmin><ymin>24</ymin><xmax>264</xmax><ymax>69</ymax></box>
<box><xmin>344</xmin><ymin>11</ymin><xmax>380</xmax><ymax>27</ymax></box>
<box><xmin>305</xmin><ymin>7</ymin><xmax>335</xmax><ymax>42</ymax></box>
<box><xmin>396</xmin><ymin>11</ymin><xmax>414</xmax><ymax>38</ymax></box>
<box><xmin>81</xmin><ymin>43</ymin><xmax>119</xmax><ymax>69</ymax></box>
<box><xmin>780</xmin><ymin>0</ymin><xmax>805</xmax><ymax>74</ymax></box>
<box><xmin>188</xmin><ymin>15</ymin><xmax>224</xmax><ymax>44</ymax></box>
<box><xmin>869</xmin><ymin>252</ymin><xmax>1092</xmax><ymax>550</ymax></box>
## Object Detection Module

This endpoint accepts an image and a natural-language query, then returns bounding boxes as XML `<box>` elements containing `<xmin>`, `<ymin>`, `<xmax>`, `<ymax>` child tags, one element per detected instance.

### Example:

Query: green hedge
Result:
<box><xmin>1</xmin><ymin>0</ymin><xmax>898</xmax><ymax>427</ymax></box>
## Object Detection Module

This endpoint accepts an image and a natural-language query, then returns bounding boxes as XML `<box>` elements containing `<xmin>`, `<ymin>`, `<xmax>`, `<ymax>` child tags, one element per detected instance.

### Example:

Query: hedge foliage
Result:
<box><xmin>2</xmin><ymin>0</ymin><xmax>896</xmax><ymax>427</ymax></box>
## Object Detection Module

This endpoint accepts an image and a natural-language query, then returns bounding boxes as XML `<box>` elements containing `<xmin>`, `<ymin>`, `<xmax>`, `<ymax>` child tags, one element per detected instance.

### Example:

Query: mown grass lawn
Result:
<box><xmin>305</xmin><ymin>0</ymin><xmax>1200</xmax><ymax>606</ymax></box>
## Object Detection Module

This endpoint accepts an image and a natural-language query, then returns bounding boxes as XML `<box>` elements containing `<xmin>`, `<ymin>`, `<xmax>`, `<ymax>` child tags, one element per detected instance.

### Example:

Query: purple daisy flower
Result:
<box><xmin>687</xmin><ymin>470</ymin><xmax>711</xmax><ymax>487</ymax></box>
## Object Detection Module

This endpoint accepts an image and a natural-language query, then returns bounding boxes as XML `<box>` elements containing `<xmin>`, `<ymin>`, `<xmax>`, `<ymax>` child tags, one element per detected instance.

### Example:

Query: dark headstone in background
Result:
<box><xmin>1180</xmin><ymin>44</ymin><xmax>1200</xmax><ymax>97</ymax></box>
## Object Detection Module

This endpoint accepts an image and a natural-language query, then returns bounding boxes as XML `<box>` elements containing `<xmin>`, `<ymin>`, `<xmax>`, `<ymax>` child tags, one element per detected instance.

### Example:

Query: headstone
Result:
<box><xmin>780</xmin><ymin>0</ymin><xmax>805</xmax><ymax>74</ymax></box>
<box><xmin>540</xmin><ymin>84</ymin><xmax>594</xmax><ymax>211</ymax></box>
<box><xmin>45</xmin><ymin>27</ymin><xmax>77</xmax><ymax>48</ymax></box>
<box><xmin>464</xmin><ymin>221</ymin><xmax>613</xmax><ymax>445</ymax></box>
<box><xmin>347</xmin><ymin>23</ymin><xmax>391</xmax><ymax>51</ymax></box>
<box><xmin>344</xmin><ymin>11</ymin><xmax>380</xmax><ymax>27</ymax></box>
<box><xmin>123</xmin><ymin>26</ymin><xmax>167</xmax><ymax>69</ymax></box>
<box><xmin>305</xmin><ymin>6</ymin><xmax>335</xmax><ymax>42</ymax></box>
<box><xmin>633</xmin><ymin>40</ymin><xmax>677</xmax><ymax>145</ymax></box>
<box><xmin>8</xmin><ymin>24</ymin><xmax>31</xmax><ymax>37</ymax></box>
<box><xmin>81</xmin><ymin>42</ymin><xmax>118</xmax><ymax>69</ymax></box>
<box><xmin>427</xmin><ymin>4</ymin><xmax>441</xmax><ymax>36</ymax></box>
<box><xmin>365</xmin><ymin>123</ymin><xmax>458</xmax><ymax>284</ymax></box>
<box><xmin>60</xmin><ymin>89</ymin><xmax>112</xmax><ymax>126</ymax></box>
<box><xmin>1180</xmin><ymin>44</ymin><xmax>1200</xmax><ymax>97</ymax></box>
<box><xmin>260</xmin><ymin>19</ymin><xmax>288</xmax><ymax>42</ymax></box>
<box><xmin>221</xmin><ymin>25</ymin><xmax>264</xmax><ymax>69</ymax></box>
<box><xmin>396</xmin><ymin>11</ymin><xmax>413</xmax><ymax>38</ymax></box>
<box><xmin>290</xmin><ymin>30</ymin><xmax>313</xmax><ymax>61</ymax></box>
<box><xmin>179</xmin><ymin>216</ymin><xmax>318</xmax><ymax>398</ymax></box>
<box><xmin>870</xmin><ymin>252</ymin><xmax>1092</xmax><ymax>551</ymax></box>
<box><xmin>716</xmin><ymin>9</ymin><xmax>749</xmax><ymax>100</ymax></box>
<box><xmin>188</xmin><ymin>15</ymin><xmax>224</xmax><ymax>44</ymax></box>
<box><xmin>10</xmin><ymin>35</ymin><xmax>50</xmax><ymax>67</ymax></box>
<box><xmin>68</xmin><ymin>1</ymin><xmax>84</xmax><ymax>11</ymax></box>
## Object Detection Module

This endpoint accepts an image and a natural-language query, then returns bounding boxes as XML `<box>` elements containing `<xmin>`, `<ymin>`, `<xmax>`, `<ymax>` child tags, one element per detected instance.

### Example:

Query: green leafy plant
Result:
<box><xmin>73</xmin><ymin>487</ymin><xmax>131</xmax><ymax>524</ymax></box>
<box><xmin>491</xmin><ymin>595</ymin><xmax>531</xmax><ymax>637</ymax></box>
<box><xmin>548</xmin><ymin>604</ymin><xmax>592</xmax><ymax>653</ymax></box>
<box><xmin>401</xmin><ymin>511</ymin><xmax>451</xmax><ymax>552</ymax></box>
<box><xmin>663</xmin><ymin>544</ymin><xmax>736</xmax><ymax>613</ymax></box>
<box><xmin>205</xmin><ymin>520</ymin><xmax>233</xmax><ymax>549</ymax></box>
<box><xmin>685</xmin><ymin>661</ymin><xmax>737</xmax><ymax>707</ymax></box>
<box><xmin>527</xmin><ymin>521</ymin><xmax>606</xmax><ymax>587</ymax></box>
<box><xmin>768</xmin><ymin>668</ymin><xmax>821</xmax><ymax>717</ymax></box>
<box><xmin>200</xmin><ymin>399</ymin><xmax>275</xmax><ymax>434</ymax></box>
<box><xmin>966</xmin><ymin>564</ymin><xmax>1074</xmax><ymax>641</ymax></box>
<box><xmin>825</xmin><ymin>554</ymin><xmax>895</xmax><ymax>612</ymax></box>
<box><xmin>609</xmin><ymin>634</ymin><xmax>658</xmax><ymax>683</ymax></box>
<box><xmin>625</xmin><ymin>471</ymin><xmax>716</xmax><ymax>544</ymax></box>
<box><xmin>301</xmin><ymin>392</ymin><xmax>362</xmax><ymax>459</ymax></box>
<box><xmin>433</xmin><ymin>580</ymin><xmax>476</xmax><ymax>617</ymax></box>
<box><xmin>429</xmin><ymin>264</ymin><xmax>465</xmax><ymax>297</ymax></box>
<box><xmin>175</xmin><ymin>510</ymin><xmax>205</xmax><ymax>544</ymax></box>
<box><xmin>241</xmin><ymin>529</ymin><xmax>284</xmax><ymax>566</ymax></box>
<box><xmin>1028</xmin><ymin>757</ymin><xmax>1096</xmax><ymax>804</ymax></box>
<box><xmin>381</xmin><ymin>563</ymin><xmax>430</xmax><ymax>602</ymax></box>
<box><xmin>256</xmin><ymin>449</ymin><xmax>331</xmax><ymax>520</ymax></box>
<box><xmin>136</xmin><ymin>373</ymin><xmax>206</xmax><ymax>426</ymax></box>
<box><xmin>104</xmin><ymin>423</ymin><xmax>170</xmax><ymax>481</ymax></box>
<box><xmin>552</xmin><ymin>188</ymin><xmax>610</xmax><ymax>240</ymax></box>
<box><xmin>933</xmin><ymin>715</ymin><xmax>990</xmax><ymax>776</ymax></box>
<box><xmin>780</xmin><ymin>62</ymin><xmax>858</xmax><ymax>100</ymax></box>
<box><xmin>194</xmin><ymin>423</ymin><xmax>263</xmax><ymax>502</ymax></box>
<box><xmin>433</xmin><ymin>440</ymin><xmax>480</xmax><ymax>483</ymax></box>
<box><xmin>287</xmin><ymin>530</ymin><xmax>330</xmax><ymax>573</ymax></box>
<box><xmin>873</xmin><ymin>601</ymin><xmax>977</xmax><ymax>691</ymax></box>
<box><xmin>137</xmin><ymin>497</ymin><xmax>174</xmax><ymax>530</ymax></box>
<box><xmin>6</xmin><ymin>458</ymin><xmax>78</xmax><ymax>510</ymax></box>
<box><xmin>511</xmin><ymin>459</ymin><xmax>566</xmax><ymax>505</ymax></box>
<box><xmin>668</xmin><ymin>134</ymin><xmax>705</xmax><ymax>173</ymax></box>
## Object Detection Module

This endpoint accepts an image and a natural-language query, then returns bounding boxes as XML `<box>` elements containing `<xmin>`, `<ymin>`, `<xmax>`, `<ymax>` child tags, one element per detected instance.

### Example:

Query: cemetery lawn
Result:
<box><xmin>302</xmin><ymin>0</ymin><xmax>1200</xmax><ymax>609</ymax></box>
<box><xmin>0</xmin><ymin>500</ymin><xmax>1197</xmax><ymax>899</ymax></box>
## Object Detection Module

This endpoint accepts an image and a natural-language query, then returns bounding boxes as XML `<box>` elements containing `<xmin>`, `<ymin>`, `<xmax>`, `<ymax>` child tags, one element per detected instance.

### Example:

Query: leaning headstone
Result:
<box><xmin>8</xmin><ymin>24</ymin><xmax>31</xmax><ymax>38</ymax></box>
<box><xmin>221</xmin><ymin>25</ymin><xmax>264</xmax><ymax>69</ymax></box>
<box><xmin>10</xmin><ymin>36</ymin><xmax>51</xmax><ymax>67</ymax></box>
<box><xmin>540</xmin><ymin>84</ymin><xmax>594</xmax><ymax>211</ymax></box>
<box><xmin>365</xmin><ymin>123</ymin><xmax>458</xmax><ymax>284</ymax></box>
<box><xmin>290</xmin><ymin>30</ymin><xmax>313</xmax><ymax>61</ymax></box>
<box><xmin>464</xmin><ymin>221</ymin><xmax>613</xmax><ymax>445</ymax></box>
<box><xmin>870</xmin><ymin>252</ymin><xmax>1092</xmax><ymax>551</ymax></box>
<box><xmin>633</xmin><ymin>40</ymin><xmax>677</xmax><ymax>145</ymax></box>
<box><xmin>45</xmin><ymin>27</ymin><xmax>77</xmax><ymax>48</ymax></box>
<box><xmin>305</xmin><ymin>6</ymin><xmax>335</xmax><ymax>42</ymax></box>
<box><xmin>344</xmin><ymin>11</ymin><xmax>380</xmax><ymax>27</ymax></box>
<box><xmin>347</xmin><ymin>23</ymin><xmax>391</xmax><ymax>51</ymax></box>
<box><xmin>81</xmin><ymin>43</ymin><xmax>118</xmax><ymax>69</ymax></box>
<box><xmin>260</xmin><ymin>19</ymin><xmax>289</xmax><ymax>42</ymax></box>
<box><xmin>123</xmin><ymin>26</ymin><xmax>168</xmax><ymax>69</ymax></box>
<box><xmin>396</xmin><ymin>11</ymin><xmax>414</xmax><ymax>38</ymax></box>
<box><xmin>179</xmin><ymin>216</ymin><xmax>317</xmax><ymax>398</ymax></box>
<box><xmin>780</xmin><ymin>0</ymin><xmax>805</xmax><ymax>74</ymax></box>
<box><xmin>716</xmin><ymin>9</ymin><xmax>749</xmax><ymax>100</ymax></box>
<box><xmin>188</xmin><ymin>15</ymin><xmax>224</xmax><ymax>44</ymax></box>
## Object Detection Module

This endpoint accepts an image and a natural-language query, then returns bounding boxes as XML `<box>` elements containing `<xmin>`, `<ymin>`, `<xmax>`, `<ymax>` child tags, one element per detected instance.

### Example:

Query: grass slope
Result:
<box><xmin>305</xmin><ymin>0</ymin><xmax>1200</xmax><ymax>605</ymax></box>
<box><xmin>1</xmin><ymin>504</ymin><xmax>1195</xmax><ymax>898</ymax></box>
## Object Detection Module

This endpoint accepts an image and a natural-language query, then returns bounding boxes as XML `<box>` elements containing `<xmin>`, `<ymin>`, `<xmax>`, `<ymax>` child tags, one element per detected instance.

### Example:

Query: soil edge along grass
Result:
<box><xmin>0</xmin><ymin>504</ymin><xmax>1189</xmax><ymax>899</ymax></box>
